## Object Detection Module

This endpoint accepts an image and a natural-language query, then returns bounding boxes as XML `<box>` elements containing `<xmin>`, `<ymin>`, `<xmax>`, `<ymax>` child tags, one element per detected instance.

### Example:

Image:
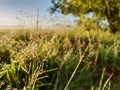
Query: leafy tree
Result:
<box><xmin>50</xmin><ymin>0</ymin><xmax>120</xmax><ymax>33</ymax></box>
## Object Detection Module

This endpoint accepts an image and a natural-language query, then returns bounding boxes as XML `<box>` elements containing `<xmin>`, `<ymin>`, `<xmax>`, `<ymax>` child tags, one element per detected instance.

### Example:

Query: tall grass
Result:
<box><xmin>0</xmin><ymin>29</ymin><xmax>120</xmax><ymax>90</ymax></box>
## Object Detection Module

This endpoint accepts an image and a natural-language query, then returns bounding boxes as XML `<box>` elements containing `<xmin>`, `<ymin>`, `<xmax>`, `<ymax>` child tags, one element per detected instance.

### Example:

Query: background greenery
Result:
<box><xmin>50</xmin><ymin>0</ymin><xmax>120</xmax><ymax>33</ymax></box>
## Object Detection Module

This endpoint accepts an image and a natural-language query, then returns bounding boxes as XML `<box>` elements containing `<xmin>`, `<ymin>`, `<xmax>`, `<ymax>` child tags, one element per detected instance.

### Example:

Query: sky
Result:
<box><xmin>0</xmin><ymin>0</ymin><xmax>75</xmax><ymax>27</ymax></box>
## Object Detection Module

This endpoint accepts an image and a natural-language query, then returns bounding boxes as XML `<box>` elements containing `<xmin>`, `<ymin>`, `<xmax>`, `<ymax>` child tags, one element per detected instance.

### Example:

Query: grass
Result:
<box><xmin>0</xmin><ymin>28</ymin><xmax>120</xmax><ymax>90</ymax></box>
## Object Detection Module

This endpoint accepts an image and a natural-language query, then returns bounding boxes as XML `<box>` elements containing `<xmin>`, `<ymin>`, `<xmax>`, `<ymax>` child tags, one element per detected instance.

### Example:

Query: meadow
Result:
<box><xmin>0</xmin><ymin>28</ymin><xmax>120</xmax><ymax>90</ymax></box>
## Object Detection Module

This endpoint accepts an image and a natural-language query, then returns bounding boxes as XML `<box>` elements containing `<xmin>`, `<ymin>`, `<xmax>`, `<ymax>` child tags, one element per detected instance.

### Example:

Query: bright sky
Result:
<box><xmin>0</xmin><ymin>0</ymin><xmax>75</xmax><ymax>27</ymax></box>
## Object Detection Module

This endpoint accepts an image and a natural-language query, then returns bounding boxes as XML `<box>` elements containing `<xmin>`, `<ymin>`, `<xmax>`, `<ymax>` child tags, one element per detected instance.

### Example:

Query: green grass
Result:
<box><xmin>0</xmin><ymin>29</ymin><xmax>120</xmax><ymax>90</ymax></box>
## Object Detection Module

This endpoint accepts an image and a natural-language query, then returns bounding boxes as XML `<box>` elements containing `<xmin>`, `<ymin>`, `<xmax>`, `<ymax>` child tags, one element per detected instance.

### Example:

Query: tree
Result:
<box><xmin>50</xmin><ymin>0</ymin><xmax>120</xmax><ymax>33</ymax></box>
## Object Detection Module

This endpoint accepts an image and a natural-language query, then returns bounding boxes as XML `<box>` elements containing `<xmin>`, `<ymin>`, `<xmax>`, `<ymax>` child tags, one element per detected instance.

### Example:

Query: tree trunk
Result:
<box><xmin>109</xmin><ymin>21</ymin><xmax>120</xmax><ymax>33</ymax></box>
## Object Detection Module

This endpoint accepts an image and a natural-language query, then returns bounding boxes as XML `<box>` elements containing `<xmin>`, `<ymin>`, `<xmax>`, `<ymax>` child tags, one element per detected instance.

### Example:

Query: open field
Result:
<box><xmin>0</xmin><ymin>29</ymin><xmax>120</xmax><ymax>90</ymax></box>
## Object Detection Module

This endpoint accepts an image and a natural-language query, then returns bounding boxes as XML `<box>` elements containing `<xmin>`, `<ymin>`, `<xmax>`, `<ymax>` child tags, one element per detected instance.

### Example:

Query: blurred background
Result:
<box><xmin>0</xmin><ymin>0</ymin><xmax>75</xmax><ymax>29</ymax></box>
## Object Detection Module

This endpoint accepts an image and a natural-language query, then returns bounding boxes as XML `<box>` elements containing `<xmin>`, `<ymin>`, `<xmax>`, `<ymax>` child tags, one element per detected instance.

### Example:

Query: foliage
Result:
<box><xmin>50</xmin><ymin>0</ymin><xmax>120</xmax><ymax>33</ymax></box>
<box><xmin>0</xmin><ymin>29</ymin><xmax>120</xmax><ymax>90</ymax></box>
